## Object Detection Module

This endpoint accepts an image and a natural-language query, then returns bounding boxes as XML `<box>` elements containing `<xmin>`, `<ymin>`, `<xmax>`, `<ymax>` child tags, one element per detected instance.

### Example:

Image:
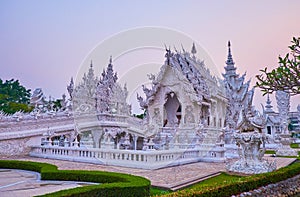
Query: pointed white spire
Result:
<box><xmin>223</xmin><ymin>41</ymin><xmax>237</xmax><ymax>78</ymax></box>
<box><xmin>181</xmin><ymin>44</ymin><xmax>186</xmax><ymax>53</ymax></box>
<box><xmin>87</xmin><ymin>60</ymin><xmax>95</xmax><ymax>81</ymax></box>
<box><xmin>226</xmin><ymin>41</ymin><xmax>235</xmax><ymax>66</ymax></box>
<box><xmin>101</xmin><ymin>56</ymin><xmax>118</xmax><ymax>88</ymax></box>
<box><xmin>67</xmin><ymin>77</ymin><xmax>74</xmax><ymax>99</ymax></box>
<box><xmin>265</xmin><ymin>94</ymin><xmax>274</xmax><ymax>113</ymax></box>
<box><xmin>191</xmin><ymin>42</ymin><xmax>197</xmax><ymax>58</ymax></box>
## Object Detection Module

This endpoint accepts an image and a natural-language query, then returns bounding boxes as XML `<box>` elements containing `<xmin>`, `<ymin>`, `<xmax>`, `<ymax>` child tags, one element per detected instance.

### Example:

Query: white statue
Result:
<box><xmin>227</xmin><ymin>107</ymin><xmax>276</xmax><ymax>174</ymax></box>
<box><xmin>275</xmin><ymin>91</ymin><xmax>297</xmax><ymax>156</ymax></box>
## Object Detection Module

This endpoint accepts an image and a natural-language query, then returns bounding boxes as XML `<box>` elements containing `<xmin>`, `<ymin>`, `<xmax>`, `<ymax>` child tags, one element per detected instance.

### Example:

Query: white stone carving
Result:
<box><xmin>30</xmin><ymin>88</ymin><xmax>46</xmax><ymax>107</ymax></box>
<box><xmin>223</xmin><ymin>42</ymin><xmax>254</xmax><ymax>131</ymax></box>
<box><xmin>0</xmin><ymin>138</ymin><xmax>30</xmax><ymax>156</ymax></box>
<box><xmin>274</xmin><ymin>91</ymin><xmax>298</xmax><ymax>156</ymax></box>
<box><xmin>227</xmin><ymin>108</ymin><xmax>276</xmax><ymax>174</ymax></box>
<box><xmin>276</xmin><ymin>91</ymin><xmax>290</xmax><ymax>134</ymax></box>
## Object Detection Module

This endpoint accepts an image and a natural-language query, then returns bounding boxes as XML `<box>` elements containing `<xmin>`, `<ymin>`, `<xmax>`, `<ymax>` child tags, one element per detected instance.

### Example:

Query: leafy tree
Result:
<box><xmin>0</xmin><ymin>79</ymin><xmax>32</xmax><ymax>114</ymax></box>
<box><xmin>256</xmin><ymin>37</ymin><xmax>300</xmax><ymax>96</ymax></box>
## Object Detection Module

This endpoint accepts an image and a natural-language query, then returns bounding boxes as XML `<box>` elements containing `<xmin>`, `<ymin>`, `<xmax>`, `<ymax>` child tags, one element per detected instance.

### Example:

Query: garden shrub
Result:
<box><xmin>0</xmin><ymin>160</ymin><xmax>150</xmax><ymax>197</ymax></box>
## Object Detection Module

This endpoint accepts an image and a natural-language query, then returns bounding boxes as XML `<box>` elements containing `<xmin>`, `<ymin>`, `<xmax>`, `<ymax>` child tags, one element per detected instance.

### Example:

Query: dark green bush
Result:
<box><xmin>0</xmin><ymin>160</ymin><xmax>150</xmax><ymax>197</ymax></box>
<box><xmin>290</xmin><ymin>143</ymin><xmax>299</xmax><ymax>148</ymax></box>
<box><xmin>0</xmin><ymin>160</ymin><xmax>57</xmax><ymax>172</ymax></box>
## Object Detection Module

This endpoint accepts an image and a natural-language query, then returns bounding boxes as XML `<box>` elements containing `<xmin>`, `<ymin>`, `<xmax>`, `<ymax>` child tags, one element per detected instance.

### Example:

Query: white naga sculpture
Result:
<box><xmin>227</xmin><ymin>106</ymin><xmax>276</xmax><ymax>174</ymax></box>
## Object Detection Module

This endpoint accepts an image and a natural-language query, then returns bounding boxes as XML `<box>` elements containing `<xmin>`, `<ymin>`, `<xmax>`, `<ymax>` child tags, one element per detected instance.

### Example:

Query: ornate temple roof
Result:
<box><xmin>69</xmin><ymin>57</ymin><xmax>130</xmax><ymax>115</ymax></box>
<box><xmin>139</xmin><ymin>44</ymin><xmax>223</xmax><ymax>108</ymax></box>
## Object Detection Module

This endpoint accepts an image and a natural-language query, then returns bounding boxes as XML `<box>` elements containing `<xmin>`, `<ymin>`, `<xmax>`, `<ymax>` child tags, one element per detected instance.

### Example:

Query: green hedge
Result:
<box><xmin>0</xmin><ymin>160</ymin><xmax>150</xmax><ymax>197</ymax></box>
<box><xmin>290</xmin><ymin>143</ymin><xmax>299</xmax><ymax>148</ymax></box>
<box><xmin>162</xmin><ymin>161</ymin><xmax>300</xmax><ymax>197</ymax></box>
<box><xmin>265</xmin><ymin>150</ymin><xmax>276</xmax><ymax>154</ymax></box>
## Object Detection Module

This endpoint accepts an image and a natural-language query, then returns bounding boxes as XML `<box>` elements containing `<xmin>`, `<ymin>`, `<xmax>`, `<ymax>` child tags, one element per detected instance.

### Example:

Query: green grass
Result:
<box><xmin>278</xmin><ymin>155</ymin><xmax>299</xmax><ymax>158</ymax></box>
<box><xmin>150</xmin><ymin>187</ymin><xmax>171</xmax><ymax>196</ymax></box>
<box><xmin>184</xmin><ymin>173</ymin><xmax>242</xmax><ymax>190</ymax></box>
<box><xmin>156</xmin><ymin>160</ymin><xmax>300</xmax><ymax>197</ymax></box>
<box><xmin>166</xmin><ymin>173</ymin><xmax>242</xmax><ymax>197</ymax></box>
<box><xmin>290</xmin><ymin>143</ymin><xmax>299</xmax><ymax>148</ymax></box>
<box><xmin>265</xmin><ymin>150</ymin><xmax>276</xmax><ymax>154</ymax></box>
<box><xmin>149</xmin><ymin>173</ymin><xmax>242</xmax><ymax>196</ymax></box>
<box><xmin>265</xmin><ymin>149</ymin><xmax>300</xmax><ymax>158</ymax></box>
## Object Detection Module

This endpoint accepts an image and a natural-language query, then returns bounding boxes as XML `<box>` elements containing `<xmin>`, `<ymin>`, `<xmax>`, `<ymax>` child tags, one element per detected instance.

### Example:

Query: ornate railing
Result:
<box><xmin>30</xmin><ymin>144</ymin><xmax>225</xmax><ymax>169</ymax></box>
<box><xmin>0</xmin><ymin>115</ymin><xmax>74</xmax><ymax>133</ymax></box>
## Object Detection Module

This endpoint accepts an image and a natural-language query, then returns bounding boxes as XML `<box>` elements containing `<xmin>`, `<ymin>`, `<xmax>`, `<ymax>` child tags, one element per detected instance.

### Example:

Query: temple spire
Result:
<box><xmin>226</xmin><ymin>41</ymin><xmax>235</xmax><ymax>66</ymax></box>
<box><xmin>265</xmin><ymin>94</ymin><xmax>274</xmax><ymax>113</ymax></box>
<box><xmin>223</xmin><ymin>40</ymin><xmax>237</xmax><ymax>78</ymax></box>
<box><xmin>191</xmin><ymin>42</ymin><xmax>197</xmax><ymax>58</ymax></box>
<box><xmin>109</xmin><ymin>56</ymin><xmax>112</xmax><ymax>64</ymax></box>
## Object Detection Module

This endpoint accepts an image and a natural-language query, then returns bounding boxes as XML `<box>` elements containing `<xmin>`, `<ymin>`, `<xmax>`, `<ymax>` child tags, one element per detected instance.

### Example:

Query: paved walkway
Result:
<box><xmin>0</xmin><ymin>169</ymin><xmax>95</xmax><ymax>197</ymax></box>
<box><xmin>0</xmin><ymin>155</ymin><xmax>297</xmax><ymax>196</ymax></box>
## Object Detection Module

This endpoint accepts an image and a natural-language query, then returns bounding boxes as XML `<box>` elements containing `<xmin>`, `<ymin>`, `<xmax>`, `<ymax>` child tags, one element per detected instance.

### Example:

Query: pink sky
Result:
<box><xmin>0</xmin><ymin>0</ymin><xmax>299</xmax><ymax>112</ymax></box>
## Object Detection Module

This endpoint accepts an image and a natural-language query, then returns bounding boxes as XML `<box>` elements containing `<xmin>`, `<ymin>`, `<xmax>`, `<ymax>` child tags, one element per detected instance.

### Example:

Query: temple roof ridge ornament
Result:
<box><xmin>139</xmin><ymin>44</ymin><xmax>222</xmax><ymax>109</ymax></box>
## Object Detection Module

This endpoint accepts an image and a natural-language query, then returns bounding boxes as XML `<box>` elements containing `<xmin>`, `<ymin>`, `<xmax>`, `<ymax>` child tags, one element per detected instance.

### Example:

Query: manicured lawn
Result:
<box><xmin>185</xmin><ymin>173</ymin><xmax>241</xmax><ymax>189</ymax></box>
<box><xmin>150</xmin><ymin>187</ymin><xmax>171</xmax><ymax>196</ymax></box>
<box><xmin>150</xmin><ymin>173</ymin><xmax>242</xmax><ymax>196</ymax></box>
<box><xmin>265</xmin><ymin>150</ymin><xmax>276</xmax><ymax>154</ymax></box>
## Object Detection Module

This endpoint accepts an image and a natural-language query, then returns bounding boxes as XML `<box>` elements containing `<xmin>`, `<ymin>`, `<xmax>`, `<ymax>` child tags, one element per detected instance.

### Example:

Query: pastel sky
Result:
<box><xmin>1</xmin><ymin>0</ymin><xmax>299</xmax><ymax>113</ymax></box>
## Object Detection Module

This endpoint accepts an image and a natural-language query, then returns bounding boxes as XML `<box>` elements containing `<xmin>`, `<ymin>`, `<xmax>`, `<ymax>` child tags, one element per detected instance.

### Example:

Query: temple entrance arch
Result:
<box><xmin>163</xmin><ymin>92</ymin><xmax>181</xmax><ymax>127</ymax></box>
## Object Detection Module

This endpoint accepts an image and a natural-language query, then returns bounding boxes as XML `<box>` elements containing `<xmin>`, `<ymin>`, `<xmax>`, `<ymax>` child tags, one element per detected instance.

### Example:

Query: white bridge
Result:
<box><xmin>0</xmin><ymin>111</ymin><xmax>225</xmax><ymax>169</ymax></box>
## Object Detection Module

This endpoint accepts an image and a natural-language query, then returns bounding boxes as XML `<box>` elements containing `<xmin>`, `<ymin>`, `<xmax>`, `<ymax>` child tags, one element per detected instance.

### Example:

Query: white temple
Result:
<box><xmin>0</xmin><ymin>41</ymin><xmax>298</xmax><ymax>172</ymax></box>
<box><xmin>51</xmin><ymin>44</ymin><xmax>228</xmax><ymax>169</ymax></box>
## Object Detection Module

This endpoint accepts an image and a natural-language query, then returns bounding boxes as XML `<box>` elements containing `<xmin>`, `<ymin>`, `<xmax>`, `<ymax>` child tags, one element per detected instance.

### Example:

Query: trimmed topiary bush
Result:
<box><xmin>0</xmin><ymin>160</ymin><xmax>150</xmax><ymax>197</ymax></box>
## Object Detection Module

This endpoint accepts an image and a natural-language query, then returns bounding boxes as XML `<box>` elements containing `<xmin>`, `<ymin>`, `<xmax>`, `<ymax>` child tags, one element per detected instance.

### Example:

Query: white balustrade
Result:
<box><xmin>30</xmin><ymin>145</ymin><xmax>223</xmax><ymax>169</ymax></box>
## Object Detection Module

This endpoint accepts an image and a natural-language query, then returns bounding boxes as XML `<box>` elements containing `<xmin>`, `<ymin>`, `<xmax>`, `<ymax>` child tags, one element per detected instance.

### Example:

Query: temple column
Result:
<box><xmin>181</xmin><ymin>103</ymin><xmax>185</xmax><ymax>128</ymax></box>
<box><xmin>92</xmin><ymin>129</ymin><xmax>102</xmax><ymax>148</ymax></box>
<box><xmin>133</xmin><ymin>134</ymin><xmax>138</xmax><ymax>150</ymax></box>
